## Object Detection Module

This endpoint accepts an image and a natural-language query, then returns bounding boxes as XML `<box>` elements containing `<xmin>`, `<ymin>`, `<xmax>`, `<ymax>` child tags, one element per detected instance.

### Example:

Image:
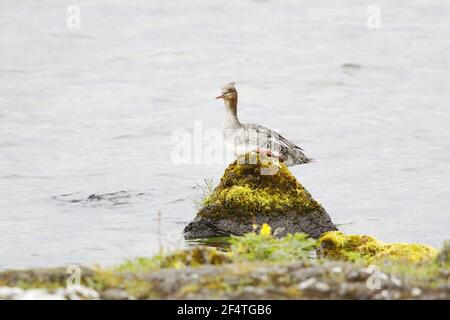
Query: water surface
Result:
<box><xmin>1</xmin><ymin>0</ymin><xmax>449</xmax><ymax>270</ymax></box>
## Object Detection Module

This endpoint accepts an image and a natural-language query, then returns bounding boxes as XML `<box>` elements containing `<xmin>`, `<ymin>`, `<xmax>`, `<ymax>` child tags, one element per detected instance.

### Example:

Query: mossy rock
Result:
<box><xmin>184</xmin><ymin>155</ymin><xmax>337</xmax><ymax>239</ymax></box>
<box><xmin>318</xmin><ymin>231</ymin><xmax>438</xmax><ymax>265</ymax></box>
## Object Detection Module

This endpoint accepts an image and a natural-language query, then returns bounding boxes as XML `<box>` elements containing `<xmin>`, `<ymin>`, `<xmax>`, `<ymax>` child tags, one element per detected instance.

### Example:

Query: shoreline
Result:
<box><xmin>1</xmin><ymin>232</ymin><xmax>448</xmax><ymax>300</ymax></box>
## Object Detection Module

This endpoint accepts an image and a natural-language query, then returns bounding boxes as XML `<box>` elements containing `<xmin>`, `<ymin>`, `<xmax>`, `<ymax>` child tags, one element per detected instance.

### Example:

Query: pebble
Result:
<box><xmin>298</xmin><ymin>278</ymin><xmax>316</xmax><ymax>290</ymax></box>
<box><xmin>0</xmin><ymin>286</ymin><xmax>100</xmax><ymax>300</ymax></box>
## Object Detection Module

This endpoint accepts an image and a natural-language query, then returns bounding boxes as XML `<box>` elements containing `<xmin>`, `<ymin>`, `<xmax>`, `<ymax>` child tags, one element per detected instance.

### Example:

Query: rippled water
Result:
<box><xmin>1</xmin><ymin>0</ymin><xmax>449</xmax><ymax>270</ymax></box>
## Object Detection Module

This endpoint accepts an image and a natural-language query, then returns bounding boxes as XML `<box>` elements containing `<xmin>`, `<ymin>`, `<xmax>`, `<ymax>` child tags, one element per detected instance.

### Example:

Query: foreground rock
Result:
<box><xmin>1</xmin><ymin>260</ymin><xmax>448</xmax><ymax>300</ymax></box>
<box><xmin>0</xmin><ymin>236</ymin><xmax>448</xmax><ymax>300</ymax></box>
<box><xmin>185</xmin><ymin>156</ymin><xmax>337</xmax><ymax>239</ymax></box>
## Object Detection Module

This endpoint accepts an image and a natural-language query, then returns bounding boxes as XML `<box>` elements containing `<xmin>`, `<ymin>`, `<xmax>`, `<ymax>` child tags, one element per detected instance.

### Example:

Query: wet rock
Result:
<box><xmin>184</xmin><ymin>156</ymin><xmax>337</xmax><ymax>239</ymax></box>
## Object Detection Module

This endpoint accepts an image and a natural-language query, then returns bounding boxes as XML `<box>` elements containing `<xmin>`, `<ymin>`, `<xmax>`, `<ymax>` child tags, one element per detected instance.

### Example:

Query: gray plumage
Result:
<box><xmin>216</xmin><ymin>82</ymin><xmax>313</xmax><ymax>167</ymax></box>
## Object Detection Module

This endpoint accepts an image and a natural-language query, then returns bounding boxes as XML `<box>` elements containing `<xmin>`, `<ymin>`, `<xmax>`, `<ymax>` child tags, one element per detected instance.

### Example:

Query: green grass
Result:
<box><xmin>229</xmin><ymin>228</ymin><xmax>317</xmax><ymax>262</ymax></box>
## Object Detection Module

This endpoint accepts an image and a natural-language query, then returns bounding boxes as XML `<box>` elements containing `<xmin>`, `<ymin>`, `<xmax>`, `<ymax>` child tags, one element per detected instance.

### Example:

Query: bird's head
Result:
<box><xmin>215</xmin><ymin>82</ymin><xmax>237</xmax><ymax>101</ymax></box>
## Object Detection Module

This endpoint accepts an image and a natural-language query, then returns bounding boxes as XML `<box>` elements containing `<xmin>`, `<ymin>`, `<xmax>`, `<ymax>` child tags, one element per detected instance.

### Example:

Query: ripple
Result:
<box><xmin>53</xmin><ymin>190</ymin><xmax>151</xmax><ymax>208</ymax></box>
<box><xmin>0</xmin><ymin>174</ymin><xmax>52</xmax><ymax>180</ymax></box>
<box><xmin>341</xmin><ymin>63</ymin><xmax>363</xmax><ymax>69</ymax></box>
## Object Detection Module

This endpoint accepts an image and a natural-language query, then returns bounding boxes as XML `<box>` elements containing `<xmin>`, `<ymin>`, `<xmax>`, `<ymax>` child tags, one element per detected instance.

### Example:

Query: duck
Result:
<box><xmin>215</xmin><ymin>82</ymin><xmax>313</xmax><ymax>167</ymax></box>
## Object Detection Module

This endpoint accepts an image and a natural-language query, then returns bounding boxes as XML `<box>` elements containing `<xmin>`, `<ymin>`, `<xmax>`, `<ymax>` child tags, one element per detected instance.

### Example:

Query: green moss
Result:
<box><xmin>0</xmin><ymin>279</ymin><xmax>63</xmax><ymax>290</ymax></box>
<box><xmin>160</xmin><ymin>246</ymin><xmax>231</xmax><ymax>268</ymax></box>
<box><xmin>318</xmin><ymin>231</ymin><xmax>438</xmax><ymax>265</ymax></box>
<box><xmin>115</xmin><ymin>256</ymin><xmax>164</xmax><ymax>273</ymax></box>
<box><xmin>117</xmin><ymin>228</ymin><xmax>316</xmax><ymax>273</ymax></box>
<box><xmin>199</xmin><ymin>154</ymin><xmax>324</xmax><ymax>220</ymax></box>
<box><xmin>116</xmin><ymin>247</ymin><xmax>231</xmax><ymax>273</ymax></box>
<box><xmin>115</xmin><ymin>246</ymin><xmax>230</xmax><ymax>272</ymax></box>
<box><xmin>187</xmin><ymin>236</ymin><xmax>231</xmax><ymax>249</ymax></box>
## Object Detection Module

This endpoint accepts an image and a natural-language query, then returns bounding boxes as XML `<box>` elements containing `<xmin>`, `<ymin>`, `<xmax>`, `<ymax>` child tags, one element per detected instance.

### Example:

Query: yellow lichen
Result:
<box><xmin>260</xmin><ymin>223</ymin><xmax>272</xmax><ymax>237</ymax></box>
<box><xmin>318</xmin><ymin>231</ymin><xmax>438</xmax><ymax>265</ymax></box>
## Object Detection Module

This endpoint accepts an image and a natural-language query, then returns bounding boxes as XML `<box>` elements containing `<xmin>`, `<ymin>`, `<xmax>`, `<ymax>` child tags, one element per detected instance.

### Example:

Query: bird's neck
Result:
<box><xmin>224</xmin><ymin>98</ymin><xmax>241</xmax><ymax>127</ymax></box>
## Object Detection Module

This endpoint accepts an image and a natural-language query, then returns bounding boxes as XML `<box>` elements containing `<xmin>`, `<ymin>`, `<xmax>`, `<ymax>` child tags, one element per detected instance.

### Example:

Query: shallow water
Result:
<box><xmin>1</xmin><ymin>0</ymin><xmax>449</xmax><ymax>270</ymax></box>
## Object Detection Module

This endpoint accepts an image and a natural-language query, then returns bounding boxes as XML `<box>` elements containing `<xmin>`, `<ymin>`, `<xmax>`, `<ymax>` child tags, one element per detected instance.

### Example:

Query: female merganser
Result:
<box><xmin>215</xmin><ymin>82</ymin><xmax>312</xmax><ymax>167</ymax></box>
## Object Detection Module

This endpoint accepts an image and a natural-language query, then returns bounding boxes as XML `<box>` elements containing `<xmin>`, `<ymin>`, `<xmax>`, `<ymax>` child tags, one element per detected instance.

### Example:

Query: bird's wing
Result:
<box><xmin>245</xmin><ymin>124</ymin><xmax>304</xmax><ymax>151</ymax></box>
<box><xmin>277</xmin><ymin>132</ymin><xmax>304</xmax><ymax>150</ymax></box>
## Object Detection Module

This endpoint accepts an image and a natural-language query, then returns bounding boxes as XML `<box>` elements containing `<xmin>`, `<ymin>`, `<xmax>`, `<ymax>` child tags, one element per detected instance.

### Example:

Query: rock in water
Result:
<box><xmin>184</xmin><ymin>156</ymin><xmax>337</xmax><ymax>239</ymax></box>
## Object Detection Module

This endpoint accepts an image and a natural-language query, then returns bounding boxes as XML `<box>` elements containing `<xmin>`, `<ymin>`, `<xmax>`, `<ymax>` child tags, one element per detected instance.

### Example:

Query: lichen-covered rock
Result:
<box><xmin>184</xmin><ymin>155</ymin><xmax>337</xmax><ymax>239</ymax></box>
<box><xmin>318</xmin><ymin>231</ymin><xmax>438</xmax><ymax>265</ymax></box>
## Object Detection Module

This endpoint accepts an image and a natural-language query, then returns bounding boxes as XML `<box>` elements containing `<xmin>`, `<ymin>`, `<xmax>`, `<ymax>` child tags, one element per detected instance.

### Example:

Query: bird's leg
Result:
<box><xmin>254</xmin><ymin>147</ymin><xmax>281</xmax><ymax>169</ymax></box>
<box><xmin>254</xmin><ymin>147</ymin><xmax>273</xmax><ymax>157</ymax></box>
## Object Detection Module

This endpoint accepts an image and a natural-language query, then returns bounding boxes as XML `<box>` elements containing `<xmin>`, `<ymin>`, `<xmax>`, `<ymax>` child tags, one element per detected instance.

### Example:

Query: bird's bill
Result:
<box><xmin>215</xmin><ymin>93</ymin><xmax>225</xmax><ymax>99</ymax></box>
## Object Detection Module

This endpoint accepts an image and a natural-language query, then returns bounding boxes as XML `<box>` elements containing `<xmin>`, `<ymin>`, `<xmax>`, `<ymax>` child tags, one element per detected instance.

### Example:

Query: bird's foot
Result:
<box><xmin>253</xmin><ymin>148</ymin><xmax>282</xmax><ymax>170</ymax></box>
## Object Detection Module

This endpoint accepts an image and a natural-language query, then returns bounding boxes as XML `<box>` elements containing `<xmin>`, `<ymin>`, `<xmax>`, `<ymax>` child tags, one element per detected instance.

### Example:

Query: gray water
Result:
<box><xmin>1</xmin><ymin>0</ymin><xmax>449</xmax><ymax>270</ymax></box>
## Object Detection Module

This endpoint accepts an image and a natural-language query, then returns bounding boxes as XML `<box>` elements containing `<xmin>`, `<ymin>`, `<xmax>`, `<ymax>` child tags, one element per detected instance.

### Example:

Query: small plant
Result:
<box><xmin>229</xmin><ymin>224</ymin><xmax>317</xmax><ymax>262</ymax></box>
<box><xmin>116</xmin><ymin>255</ymin><xmax>165</xmax><ymax>273</ymax></box>
<box><xmin>194</xmin><ymin>177</ymin><xmax>216</xmax><ymax>210</ymax></box>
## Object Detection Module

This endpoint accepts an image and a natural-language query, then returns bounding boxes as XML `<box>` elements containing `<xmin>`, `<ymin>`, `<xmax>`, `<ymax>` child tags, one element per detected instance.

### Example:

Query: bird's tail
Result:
<box><xmin>286</xmin><ymin>149</ymin><xmax>314</xmax><ymax>166</ymax></box>
<box><xmin>304</xmin><ymin>155</ymin><xmax>315</xmax><ymax>164</ymax></box>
